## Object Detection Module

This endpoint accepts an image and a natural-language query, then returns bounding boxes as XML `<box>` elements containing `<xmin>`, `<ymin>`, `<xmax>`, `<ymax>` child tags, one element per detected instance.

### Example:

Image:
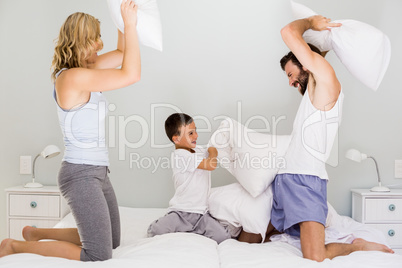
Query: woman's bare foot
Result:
<box><xmin>22</xmin><ymin>226</ymin><xmax>40</xmax><ymax>241</ymax></box>
<box><xmin>0</xmin><ymin>239</ymin><xmax>15</xmax><ymax>257</ymax></box>
<box><xmin>352</xmin><ymin>238</ymin><xmax>394</xmax><ymax>253</ymax></box>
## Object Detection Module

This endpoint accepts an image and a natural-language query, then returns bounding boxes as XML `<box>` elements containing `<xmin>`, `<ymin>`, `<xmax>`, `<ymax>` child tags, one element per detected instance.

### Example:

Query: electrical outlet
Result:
<box><xmin>20</xmin><ymin>156</ymin><xmax>32</xmax><ymax>174</ymax></box>
<box><xmin>395</xmin><ymin>160</ymin><xmax>402</xmax><ymax>179</ymax></box>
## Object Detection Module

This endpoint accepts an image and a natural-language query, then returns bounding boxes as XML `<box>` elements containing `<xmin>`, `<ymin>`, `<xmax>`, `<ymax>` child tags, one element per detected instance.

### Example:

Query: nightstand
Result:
<box><xmin>351</xmin><ymin>189</ymin><xmax>402</xmax><ymax>255</ymax></box>
<box><xmin>5</xmin><ymin>186</ymin><xmax>70</xmax><ymax>240</ymax></box>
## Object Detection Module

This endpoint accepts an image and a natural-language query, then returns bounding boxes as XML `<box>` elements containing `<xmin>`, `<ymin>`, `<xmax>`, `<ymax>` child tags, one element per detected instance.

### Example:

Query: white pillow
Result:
<box><xmin>209</xmin><ymin>183</ymin><xmax>340</xmax><ymax>241</ymax></box>
<box><xmin>107</xmin><ymin>0</ymin><xmax>163</xmax><ymax>51</ymax></box>
<box><xmin>209</xmin><ymin>183</ymin><xmax>273</xmax><ymax>241</ymax></box>
<box><xmin>209</xmin><ymin>118</ymin><xmax>291</xmax><ymax>197</ymax></box>
<box><xmin>290</xmin><ymin>1</ymin><xmax>391</xmax><ymax>91</ymax></box>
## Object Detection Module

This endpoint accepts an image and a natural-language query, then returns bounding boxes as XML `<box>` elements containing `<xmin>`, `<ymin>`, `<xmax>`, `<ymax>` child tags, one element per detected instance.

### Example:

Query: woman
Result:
<box><xmin>0</xmin><ymin>0</ymin><xmax>140</xmax><ymax>261</ymax></box>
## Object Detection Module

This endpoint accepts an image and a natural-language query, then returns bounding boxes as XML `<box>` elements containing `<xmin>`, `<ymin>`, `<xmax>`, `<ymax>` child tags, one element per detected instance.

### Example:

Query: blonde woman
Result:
<box><xmin>0</xmin><ymin>0</ymin><xmax>140</xmax><ymax>261</ymax></box>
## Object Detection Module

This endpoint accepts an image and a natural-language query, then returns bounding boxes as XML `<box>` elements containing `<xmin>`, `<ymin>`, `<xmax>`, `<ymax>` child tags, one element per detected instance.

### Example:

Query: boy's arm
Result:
<box><xmin>197</xmin><ymin>147</ymin><xmax>218</xmax><ymax>171</ymax></box>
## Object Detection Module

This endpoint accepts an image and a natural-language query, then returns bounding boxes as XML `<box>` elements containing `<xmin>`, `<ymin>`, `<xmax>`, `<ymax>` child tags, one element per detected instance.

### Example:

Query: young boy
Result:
<box><xmin>147</xmin><ymin>113</ymin><xmax>231</xmax><ymax>244</ymax></box>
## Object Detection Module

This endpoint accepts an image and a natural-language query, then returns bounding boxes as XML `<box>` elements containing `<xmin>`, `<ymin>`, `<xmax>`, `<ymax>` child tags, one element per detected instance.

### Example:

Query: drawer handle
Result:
<box><xmin>389</xmin><ymin>204</ymin><xmax>396</xmax><ymax>211</ymax></box>
<box><xmin>388</xmin><ymin>230</ymin><xmax>395</xmax><ymax>237</ymax></box>
<box><xmin>30</xmin><ymin>201</ymin><xmax>37</xmax><ymax>208</ymax></box>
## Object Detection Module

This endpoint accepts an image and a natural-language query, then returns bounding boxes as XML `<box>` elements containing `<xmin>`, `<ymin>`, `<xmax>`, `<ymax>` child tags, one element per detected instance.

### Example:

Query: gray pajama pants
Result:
<box><xmin>58</xmin><ymin>161</ymin><xmax>120</xmax><ymax>261</ymax></box>
<box><xmin>147</xmin><ymin>210</ymin><xmax>231</xmax><ymax>244</ymax></box>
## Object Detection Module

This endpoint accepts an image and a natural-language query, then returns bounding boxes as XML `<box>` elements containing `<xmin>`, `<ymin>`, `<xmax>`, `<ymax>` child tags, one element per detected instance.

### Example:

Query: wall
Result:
<box><xmin>1</xmin><ymin>0</ymin><xmax>401</xmax><ymax>240</ymax></box>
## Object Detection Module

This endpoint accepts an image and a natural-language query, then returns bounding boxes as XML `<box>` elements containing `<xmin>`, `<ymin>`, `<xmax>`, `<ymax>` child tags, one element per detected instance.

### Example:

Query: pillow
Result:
<box><xmin>209</xmin><ymin>117</ymin><xmax>291</xmax><ymax>197</ymax></box>
<box><xmin>290</xmin><ymin>1</ymin><xmax>391</xmax><ymax>91</ymax></box>
<box><xmin>209</xmin><ymin>183</ymin><xmax>273</xmax><ymax>241</ymax></box>
<box><xmin>209</xmin><ymin>183</ymin><xmax>340</xmax><ymax>242</ymax></box>
<box><xmin>107</xmin><ymin>0</ymin><xmax>163</xmax><ymax>51</ymax></box>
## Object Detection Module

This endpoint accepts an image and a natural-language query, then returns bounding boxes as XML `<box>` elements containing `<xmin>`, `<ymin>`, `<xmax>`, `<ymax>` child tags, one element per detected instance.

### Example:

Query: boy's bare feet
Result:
<box><xmin>0</xmin><ymin>239</ymin><xmax>15</xmax><ymax>257</ymax></box>
<box><xmin>352</xmin><ymin>238</ymin><xmax>394</xmax><ymax>253</ymax></box>
<box><xmin>22</xmin><ymin>226</ymin><xmax>40</xmax><ymax>241</ymax></box>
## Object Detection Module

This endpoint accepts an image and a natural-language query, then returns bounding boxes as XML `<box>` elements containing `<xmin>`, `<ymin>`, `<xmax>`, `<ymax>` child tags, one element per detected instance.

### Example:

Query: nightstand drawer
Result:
<box><xmin>365</xmin><ymin>198</ymin><xmax>402</xmax><ymax>222</ymax></box>
<box><xmin>368</xmin><ymin>224</ymin><xmax>402</xmax><ymax>247</ymax></box>
<box><xmin>9</xmin><ymin>219</ymin><xmax>60</xmax><ymax>240</ymax></box>
<box><xmin>9</xmin><ymin>194</ymin><xmax>60</xmax><ymax>218</ymax></box>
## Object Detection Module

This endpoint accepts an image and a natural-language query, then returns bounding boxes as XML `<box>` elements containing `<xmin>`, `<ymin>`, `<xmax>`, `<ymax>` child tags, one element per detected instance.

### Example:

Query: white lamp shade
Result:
<box><xmin>40</xmin><ymin>145</ymin><xmax>61</xmax><ymax>159</ymax></box>
<box><xmin>345</xmin><ymin>149</ymin><xmax>367</xmax><ymax>163</ymax></box>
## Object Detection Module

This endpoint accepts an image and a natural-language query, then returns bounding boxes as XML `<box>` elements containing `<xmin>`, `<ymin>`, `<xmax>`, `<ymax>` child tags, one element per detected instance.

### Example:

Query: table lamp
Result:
<box><xmin>345</xmin><ymin>148</ymin><xmax>390</xmax><ymax>192</ymax></box>
<box><xmin>25</xmin><ymin>145</ymin><xmax>61</xmax><ymax>188</ymax></box>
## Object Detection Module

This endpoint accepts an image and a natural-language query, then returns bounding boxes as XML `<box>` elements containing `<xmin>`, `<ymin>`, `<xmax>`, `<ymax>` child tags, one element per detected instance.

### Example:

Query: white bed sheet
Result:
<box><xmin>219</xmin><ymin>239</ymin><xmax>402</xmax><ymax>268</ymax></box>
<box><xmin>0</xmin><ymin>206</ymin><xmax>401</xmax><ymax>268</ymax></box>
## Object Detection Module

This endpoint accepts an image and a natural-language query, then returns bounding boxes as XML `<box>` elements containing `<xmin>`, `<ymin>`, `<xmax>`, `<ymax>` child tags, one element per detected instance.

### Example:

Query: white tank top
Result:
<box><xmin>54</xmin><ymin>68</ymin><xmax>109</xmax><ymax>166</ymax></box>
<box><xmin>278</xmin><ymin>87</ymin><xmax>344</xmax><ymax>180</ymax></box>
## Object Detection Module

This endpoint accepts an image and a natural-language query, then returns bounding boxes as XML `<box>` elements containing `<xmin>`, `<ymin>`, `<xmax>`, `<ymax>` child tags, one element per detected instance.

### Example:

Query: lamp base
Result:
<box><xmin>370</xmin><ymin>185</ymin><xmax>390</xmax><ymax>192</ymax></box>
<box><xmin>24</xmin><ymin>182</ymin><xmax>44</xmax><ymax>188</ymax></box>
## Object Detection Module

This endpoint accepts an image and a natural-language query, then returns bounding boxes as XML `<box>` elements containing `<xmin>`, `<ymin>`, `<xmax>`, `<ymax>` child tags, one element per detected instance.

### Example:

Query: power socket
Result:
<box><xmin>395</xmin><ymin>160</ymin><xmax>402</xmax><ymax>179</ymax></box>
<box><xmin>20</xmin><ymin>156</ymin><xmax>32</xmax><ymax>174</ymax></box>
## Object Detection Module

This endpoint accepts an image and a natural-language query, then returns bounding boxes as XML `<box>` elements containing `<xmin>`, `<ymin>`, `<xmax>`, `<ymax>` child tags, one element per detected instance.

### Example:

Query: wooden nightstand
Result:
<box><xmin>351</xmin><ymin>189</ymin><xmax>402</xmax><ymax>255</ymax></box>
<box><xmin>5</xmin><ymin>186</ymin><xmax>70</xmax><ymax>240</ymax></box>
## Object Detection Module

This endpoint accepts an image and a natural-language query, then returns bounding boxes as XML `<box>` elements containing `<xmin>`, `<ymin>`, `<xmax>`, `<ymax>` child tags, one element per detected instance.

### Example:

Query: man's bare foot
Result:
<box><xmin>0</xmin><ymin>239</ymin><xmax>15</xmax><ymax>257</ymax></box>
<box><xmin>22</xmin><ymin>226</ymin><xmax>40</xmax><ymax>241</ymax></box>
<box><xmin>352</xmin><ymin>238</ymin><xmax>394</xmax><ymax>253</ymax></box>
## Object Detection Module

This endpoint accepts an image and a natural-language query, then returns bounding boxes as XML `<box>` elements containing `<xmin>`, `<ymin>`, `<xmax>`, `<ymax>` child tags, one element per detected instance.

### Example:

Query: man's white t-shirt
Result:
<box><xmin>168</xmin><ymin>147</ymin><xmax>210</xmax><ymax>214</ymax></box>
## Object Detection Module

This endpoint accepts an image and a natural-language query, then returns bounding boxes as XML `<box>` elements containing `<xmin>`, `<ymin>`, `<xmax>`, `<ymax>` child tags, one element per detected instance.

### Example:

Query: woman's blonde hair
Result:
<box><xmin>51</xmin><ymin>12</ymin><xmax>103</xmax><ymax>81</ymax></box>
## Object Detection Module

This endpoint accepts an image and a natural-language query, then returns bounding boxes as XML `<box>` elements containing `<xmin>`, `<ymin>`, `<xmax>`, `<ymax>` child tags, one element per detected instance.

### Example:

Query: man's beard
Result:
<box><xmin>298</xmin><ymin>68</ymin><xmax>309</xmax><ymax>95</ymax></box>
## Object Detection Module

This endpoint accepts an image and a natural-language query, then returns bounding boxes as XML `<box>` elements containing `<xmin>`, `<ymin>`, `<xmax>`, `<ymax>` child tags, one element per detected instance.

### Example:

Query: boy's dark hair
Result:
<box><xmin>165</xmin><ymin>113</ymin><xmax>194</xmax><ymax>143</ymax></box>
<box><xmin>280</xmin><ymin>43</ymin><xmax>322</xmax><ymax>71</ymax></box>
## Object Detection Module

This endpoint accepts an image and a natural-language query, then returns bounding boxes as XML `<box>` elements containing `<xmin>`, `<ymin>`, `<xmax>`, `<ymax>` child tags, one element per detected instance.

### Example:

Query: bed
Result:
<box><xmin>0</xmin><ymin>206</ymin><xmax>401</xmax><ymax>268</ymax></box>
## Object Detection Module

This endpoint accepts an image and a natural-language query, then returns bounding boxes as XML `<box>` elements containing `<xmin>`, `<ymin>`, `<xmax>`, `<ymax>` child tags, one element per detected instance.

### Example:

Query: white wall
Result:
<box><xmin>1</xmin><ymin>0</ymin><xmax>401</xmax><ymax>240</ymax></box>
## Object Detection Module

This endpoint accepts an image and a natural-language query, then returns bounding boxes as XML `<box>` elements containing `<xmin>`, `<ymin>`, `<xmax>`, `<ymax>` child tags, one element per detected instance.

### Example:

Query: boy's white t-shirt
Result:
<box><xmin>168</xmin><ymin>147</ymin><xmax>211</xmax><ymax>214</ymax></box>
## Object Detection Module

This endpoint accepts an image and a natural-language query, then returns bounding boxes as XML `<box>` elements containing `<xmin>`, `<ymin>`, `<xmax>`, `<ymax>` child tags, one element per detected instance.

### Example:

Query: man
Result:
<box><xmin>269</xmin><ymin>15</ymin><xmax>394</xmax><ymax>261</ymax></box>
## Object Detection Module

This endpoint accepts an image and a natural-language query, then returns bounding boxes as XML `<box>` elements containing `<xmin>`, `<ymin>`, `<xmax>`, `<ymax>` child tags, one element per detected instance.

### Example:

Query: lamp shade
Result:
<box><xmin>40</xmin><ymin>145</ymin><xmax>61</xmax><ymax>159</ymax></box>
<box><xmin>345</xmin><ymin>148</ymin><xmax>367</xmax><ymax>163</ymax></box>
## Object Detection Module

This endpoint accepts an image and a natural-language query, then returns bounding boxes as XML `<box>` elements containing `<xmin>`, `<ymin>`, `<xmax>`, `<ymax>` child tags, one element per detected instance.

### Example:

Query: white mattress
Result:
<box><xmin>0</xmin><ymin>206</ymin><xmax>401</xmax><ymax>268</ymax></box>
